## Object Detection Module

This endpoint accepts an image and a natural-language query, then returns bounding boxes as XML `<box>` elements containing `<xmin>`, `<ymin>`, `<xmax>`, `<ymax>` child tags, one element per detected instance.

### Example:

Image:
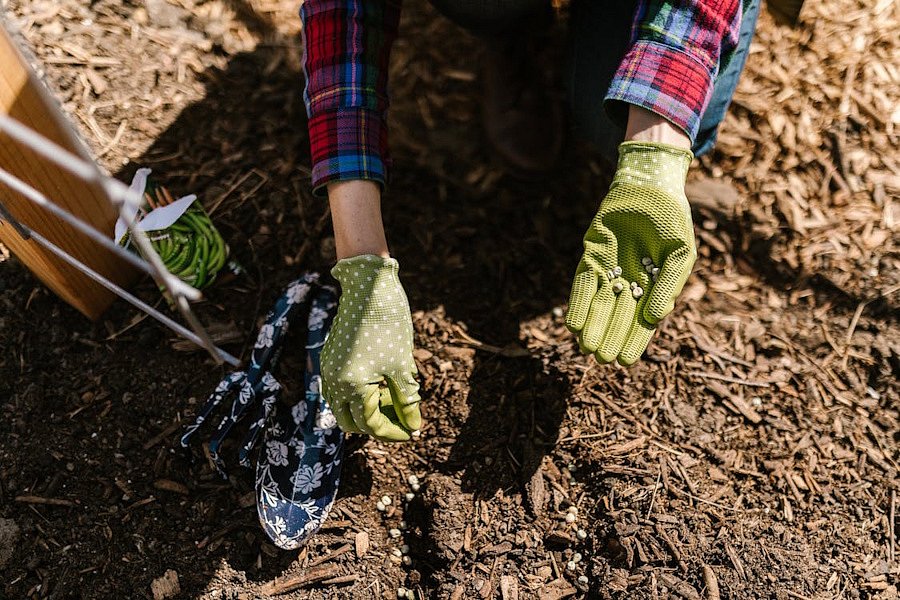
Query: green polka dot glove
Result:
<box><xmin>321</xmin><ymin>255</ymin><xmax>422</xmax><ymax>441</ymax></box>
<box><xmin>566</xmin><ymin>141</ymin><xmax>697</xmax><ymax>366</ymax></box>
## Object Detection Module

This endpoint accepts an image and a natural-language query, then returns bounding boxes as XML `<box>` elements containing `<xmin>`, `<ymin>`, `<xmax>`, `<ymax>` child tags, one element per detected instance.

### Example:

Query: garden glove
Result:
<box><xmin>321</xmin><ymin>254</ymin><xmax>422</xmax><ymax>441</ymax></box>
<box><xmin>566</xmin><ymin>141</ymin><xmax>697</xmax><ymax>366</ymax></box>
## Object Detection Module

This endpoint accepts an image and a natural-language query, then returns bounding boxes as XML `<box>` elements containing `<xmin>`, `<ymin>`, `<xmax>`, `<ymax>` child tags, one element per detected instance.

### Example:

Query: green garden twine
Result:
<box><xmin>119</xmin><ymin>181</ymin><xmax>232</xmax><ymax>290</ymax></box>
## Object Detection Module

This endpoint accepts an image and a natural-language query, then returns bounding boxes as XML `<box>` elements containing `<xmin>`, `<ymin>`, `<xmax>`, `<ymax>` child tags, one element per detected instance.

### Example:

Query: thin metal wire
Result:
<box><xmin>24</xmin><ymin>227</ymin><xmax>240</xmax><ymax>366</ymax></box>
<box><xmin>0</xmin><ymin>113</ymin><xmax>238</xmax><ymax>365</ymax></box>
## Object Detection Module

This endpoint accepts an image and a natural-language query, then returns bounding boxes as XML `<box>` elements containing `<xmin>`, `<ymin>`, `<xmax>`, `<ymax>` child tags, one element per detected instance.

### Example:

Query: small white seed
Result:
<box><xmin>392</xmin><ymin>548</ymin><xmax>403</xmax><ymax>557</ymax></box>
<box><xmin>566</xmin><ymin>560</ymin><xmax>577</xmax><ymax>572</ymax></box>
<box><xmin>389</xmin><ymin>528</ymin><xmax>401</xmax><ymax>538</ymax></box>
<box><xmin>397</xmin><ymin>587</ymin><xmax>408</xmax><ymax>598</ymax></box>
<box><xmin>407</xmin><ymin>475</ymin><xmax>419</xmax><ymax>486</ymax></box>
<box><xmin>381</xmin><ymin>495</ymin><xmax>392</xmax><ymax>506</ymax></box>
<box><xmin>376</xmin><ymin>501</ymin><xmax>386</xmax><ymax>512</ymax></box>
<box><xmin>613</xmin><ymin>266</ymin><xmax>622</xmax><ymax>276</ymax></box>
<box><xmin>576</xmin><ymin>529</ymin><xmax>588</xmax><ymax>540</ymax></box>
<box><xmin>573</xmin><ymin>552</ymin><xmax>583</xmax><ymax>563</ymax></box>
<box><xmin>565</xmin><ymin>512</ymin><xmax>577</xmax><ymax>523</ymax></box>
<box><xmin>411</xmin><ymin>483</ymin><xmax>421</xmax><ymax>492</ymax></box>
<box><xmin>632</xmin><ymin>287</ymin><xmax>643</xmax><ymax>299</ymax></box>
<box><xmin>400</xmin><ymin>544</ymin><xmax>410</xmax><ymax>554</ymax></box>
<box><xmin>612</xmin><ymin>282</ymin><xmax>624</xmax><ymax>294</ymax></box>
<box><xmin>630</xmin><ymin>281</ymin><xmax>638</xmax><ymax>289</ymax></box>
<box><xmin>402</xmin><ymin>555</ymin><xmax>412</xmax><ymax>566</ymax></box>
<box><xmin>577</xmin><ymin>575</ymin><xmax>589</xmax><ymax>585</ymax></box>
<box><xmin>405</xmin><ymin>492</ymin><xmax>415</xmax><ymax>502</ymax></box>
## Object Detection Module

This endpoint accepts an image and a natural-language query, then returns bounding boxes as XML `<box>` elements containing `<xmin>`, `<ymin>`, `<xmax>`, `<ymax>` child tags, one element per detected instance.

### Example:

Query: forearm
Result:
<box><xmin>328</xmin><ymin>180</ymin><xmax>389</xmax><ymax>260</ymax></box>
<box><xmin>625</xmin><ymin>106</ymin><xmax>691</xmax><ymax>150</ymax></box>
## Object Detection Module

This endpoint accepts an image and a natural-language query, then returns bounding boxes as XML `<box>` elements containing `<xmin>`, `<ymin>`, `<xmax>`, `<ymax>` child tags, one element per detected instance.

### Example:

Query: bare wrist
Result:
<box><xmin>327</xmin><ymin>180</ymin><xmax>390</xmax><ymax>260</ymax></box>
<box><xmin>624</xmin><ymin>106</ymin><xmax>691</xmax><ymax>150</ymax></box>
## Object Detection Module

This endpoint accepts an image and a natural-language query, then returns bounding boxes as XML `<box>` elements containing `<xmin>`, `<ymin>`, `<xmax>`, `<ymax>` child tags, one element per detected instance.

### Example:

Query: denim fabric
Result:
<box><xmin>428</xmin><ymin>0</ymin><xmax>761</xmax><ymax>162</ymax></box>
<box><xmin>567</xmin><ymin>0</ymin><xmax>761</xmax><ymax>162</ymax></box>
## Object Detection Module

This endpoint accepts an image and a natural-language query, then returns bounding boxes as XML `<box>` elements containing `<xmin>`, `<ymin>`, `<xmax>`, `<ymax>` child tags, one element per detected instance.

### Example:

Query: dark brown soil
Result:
<box><xmin>1</xmin><ymin>0</ymin><xmax>897</xmax><ymax>599</ymax></box>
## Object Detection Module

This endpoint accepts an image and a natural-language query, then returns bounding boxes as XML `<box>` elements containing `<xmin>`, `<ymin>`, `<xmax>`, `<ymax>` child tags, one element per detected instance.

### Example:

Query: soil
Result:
<box><xmin>1</xmin><ymin>0</ymin><xmax>898</xmax><ymax>599</ymax></box>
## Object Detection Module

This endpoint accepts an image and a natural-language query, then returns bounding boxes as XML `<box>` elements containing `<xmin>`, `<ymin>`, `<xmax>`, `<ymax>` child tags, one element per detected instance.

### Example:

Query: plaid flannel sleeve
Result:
<box><xmin>605</xmin><ymin>0</ymin><xmax>742</xmax><ymax>141</ymax></box>
<box><xmin>300</xmin><ymin>0</ymin><xmax>401</xmax><ymax>195</ymax></box>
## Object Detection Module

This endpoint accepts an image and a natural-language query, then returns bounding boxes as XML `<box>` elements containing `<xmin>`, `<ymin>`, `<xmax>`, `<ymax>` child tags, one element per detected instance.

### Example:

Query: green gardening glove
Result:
<box><xmin>566</xmin><ymin>141</ymin><xmax>697</xmax><ymax>366</ymax></box>
<box><xmin>321</xmin><ymin>255</ymin><xmax>422</xmax><ymax>441</ymax></box>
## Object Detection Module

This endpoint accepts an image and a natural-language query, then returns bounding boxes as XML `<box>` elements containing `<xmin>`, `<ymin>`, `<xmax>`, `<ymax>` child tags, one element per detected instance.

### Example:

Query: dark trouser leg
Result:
<box><xmin>427</xmin><ymin>0</ymin><xmax>563</xmax><ymax>177</ymax></box>
<box><xmin>427</xmin><ymin>0</ymin><xmax>551</xmax><ymax>37</ymax></box>
<box><xmin>566</xmin><ymin>0</ymin><xmax>762</xmax><ymax>163</ymax></box>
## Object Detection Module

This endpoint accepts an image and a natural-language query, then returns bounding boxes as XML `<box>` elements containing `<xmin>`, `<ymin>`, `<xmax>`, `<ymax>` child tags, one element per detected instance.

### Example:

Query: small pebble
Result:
<box><xmin>389</xmin><ymin>528</ymin><xmax>401</xmax><ymax>538</ymax></box>
<box><xmin>402</xmin><ymin>555</ymin><xmax>412</xmax><ymax>566</ymax></box>
<box><xmin>630</xmin><ymin>281</ymin><xmax>638</xmax><ymax>289</ymax></box>
<box><xmin>751</xmin><ymin>396</ymin><xmax>762</xmax><ymax>406</ymax></box>
<box><xmin>406</xmin><ymin>590</ymin><xmax>415</xmax><ymax>600</ymax></box>
<box><xmin>381</xmin><ymin>495</ymin><xmax>392</xmax><ymax>506</ymax></box>
<box><xmin>566</xmin><ymin>560</ymin><xmax>577</xmax><ymax>572</ymax></box>
<box><xmin>552</xmin><ymin>306</ymin><xmax>564</xmax><ymax>318</ymax></box>
<box><xmin>606</xmin><ymin>270</ymin><xmax>614</xmax><ymax>281</ymax></box>
<box><xmin>578</xmin><ymin>576</ymin><xmax>589</xmax><ymax>585</ymax></box>
<box><xmin>390</xmin><ymin>554</ymin><xmax>402</xmax><ymax>564</ymax></box>
<box><xmin>565</xmin><ymin>513</ymin><xmax>577</xmax><ymax>523</ymax></box>
<box><xmin>407</xmin><ymin>475</ymin><xmax>419</xmax><ymax>486</ymax></box>
<box><xmin>576</xmin><ymin>529</ymin><xmax>588</xmax><ymax>540</ymax></box>
<box><xmin>405</xmin><ymin>492</ymin><xmax>415</xmax><ymax>502</ymax></box>
<box><xmin>399</xmin><ymin>520</ymin><xmax>408</xmax><ymax>530</ymax></box>
<box><xmin>400</xmin><ymin>544</ymin><xmax>410</xmax><ymax>554</ymax></box>
<box><xmin>573</xmin><ymin>552</ymin><xmax>583</xmax><ymax>563</ymax></box>
<box><xmin>567</xmin><ymin>505</ymin><xmax>578</xmax><ymax>514</ymax></box>
<box><xmin>645</xmin><ymin>264</ymin><xmax>654</xmax><ymax>274</ymax></box>
<box><xmin>632</xmin><ymin>286</ymin><xmax>643</xmax><ymax>299</ymax></box>
<box><xmin>411</xmin><ymin>430</ymin><xmax>421</xmax><ymax>438</ymax></box>
<box><xmin>641</xmin><ymin>257</ymin><xmax>653</xmax><ymax>266</ymax></box>
<box><xmin>612</xmin><ymin>282</ymin><xmax>624</xmax><ymax>294</ymax></box>
<box><xmin>411</xmin><ymin>483</ymin><xmax>421</xmax><ymax>492</ymax></box>
<box><xmin>392</xmin><ymin>548</ymin><xmax>403</xmax><ymax>557</ymax></box>
<box><xmin>613</xmin><ymin>266</ymin><xmax>622</xmax><ymax>276</ymax></box>
<box><xmin>397</xmin><ymin>587</ymin><xmax>408</xmax><ymax>598</ymax></box>
<box><xmin>651</xmin><ymin>267</ymin><xmax>660</xmax><ymax>277</ymax></box>
<box><xmin>376</xmin><ymin>501</ymin><xmax>386</xmax><ymax>512</ymax></box>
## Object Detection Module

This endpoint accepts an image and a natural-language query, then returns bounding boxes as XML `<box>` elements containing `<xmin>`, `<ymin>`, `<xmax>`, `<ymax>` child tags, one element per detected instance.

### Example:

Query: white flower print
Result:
<box><xmin>291</xmin><ymin>401</ymin><xmax>308</xmax><ymax>426</ymax></box>
<box><xmin>290</xmin><ymin>463</ymin><xmax>324</xmax><ymax>494</ymax></box>
<box><xmin>315</xmin><ymin>409</ymin><xmax>337</xmax><ymax>431</ymax></box>
<box><xmin>286</xmin><ymin>282</ymin><xmax>310</xmax><ymax>304</ymax></box>
<box><xmin>258</xmin><ymin>324</ymin><xmax>275</xmax><ymax>348</ymax></box>
<box><xmin>270</xmin><ymin>515</ymin><xmax>287</xmax><ymax>536</ymax></box>
<box><xmin>308</xmin><ymin>305</ymin><xmax>328</xmax><ymax>331</ymax></box>
<box><xmin>287</xmin><ymin>438</ymin><xmax>306</xmax><ymax>457</ymax></box>
<box><xmin>262</xmin><ymin>372</ymin><xmax>280</xmax><ymax>392</ymax></box>
<box><xmin>308</xmin><ymin>375</ymin><xmax>322</xmax><ymax>397</ymax></box>
<box><xmin>266</xmin><ymin>441</ymin><xmax>289</xmax><ymax>467</ymax></box>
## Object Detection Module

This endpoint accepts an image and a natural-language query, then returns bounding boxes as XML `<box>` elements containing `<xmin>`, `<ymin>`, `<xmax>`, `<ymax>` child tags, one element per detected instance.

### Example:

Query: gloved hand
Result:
<box><xmin>566</xmin><ymin>141</ymin><xmax>697</xmax><ymax>366</ymax></box>
<box><xmin>320</xmin><ymin>254</ymin><xmax>422</xmax><ymax>441</ymax></box>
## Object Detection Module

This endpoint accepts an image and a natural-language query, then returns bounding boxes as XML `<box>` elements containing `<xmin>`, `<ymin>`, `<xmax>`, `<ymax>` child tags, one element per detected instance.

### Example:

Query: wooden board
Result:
<box><xmin>0</xmin><ymin>19</ymin><xmax>134</xmax><ymax>320</ymax></box>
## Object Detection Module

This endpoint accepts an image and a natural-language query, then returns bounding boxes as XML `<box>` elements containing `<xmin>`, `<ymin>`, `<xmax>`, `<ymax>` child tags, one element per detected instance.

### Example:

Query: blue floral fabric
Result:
<box><xmin>181</xmin><ymin>273</ymin><xmax>344</xmax><ymax>549</ymax></box>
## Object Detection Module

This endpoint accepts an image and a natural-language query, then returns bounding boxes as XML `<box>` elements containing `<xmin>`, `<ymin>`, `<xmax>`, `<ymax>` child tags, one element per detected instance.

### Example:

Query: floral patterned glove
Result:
<box><xmin>566</xmin><ymin>142</ymin><xmax>697</xmax><ymax>366</ymax></box>
<box><xmin>321</xmin><ymin>255</ymin><xmax>422</xmax><ymax>441</ymax></box>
